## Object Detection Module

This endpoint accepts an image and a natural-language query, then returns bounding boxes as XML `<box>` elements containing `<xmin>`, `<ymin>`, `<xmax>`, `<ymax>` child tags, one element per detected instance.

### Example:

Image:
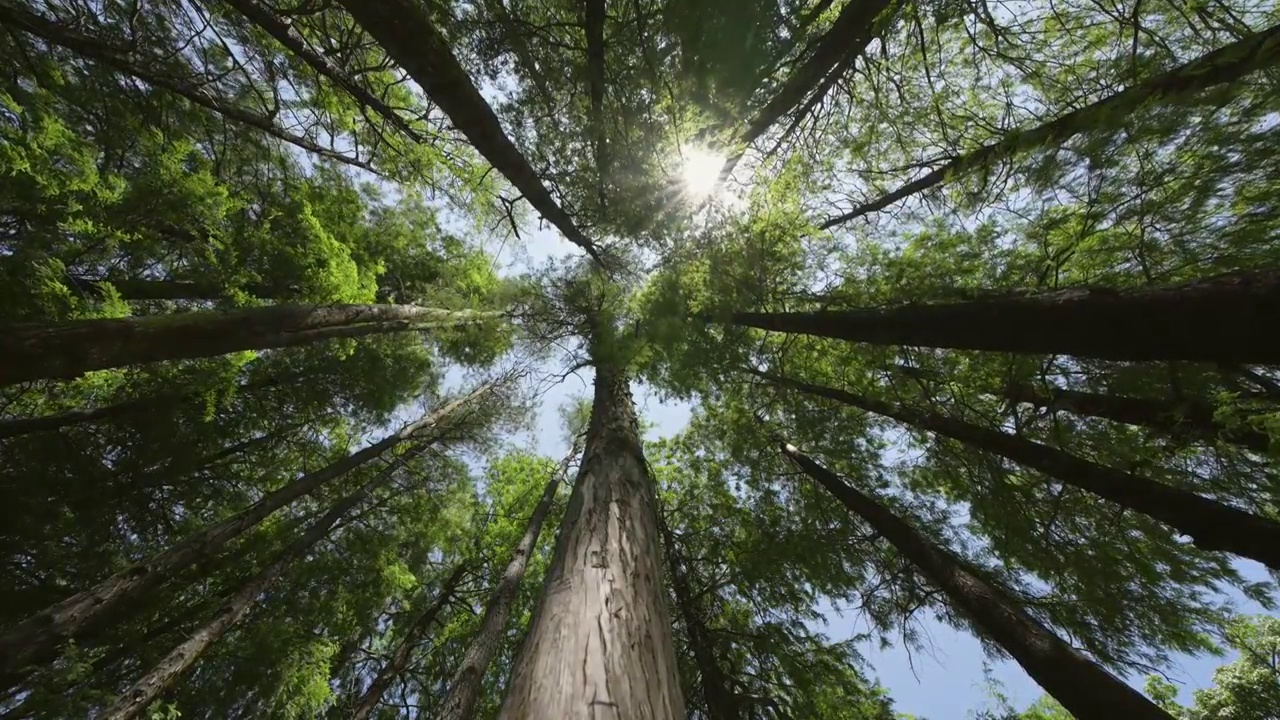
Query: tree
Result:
<box><xmin>4</xmin><ymin>0</ymin><xmax>1280</xmax><ymax>717</ymax></box>
<box><xmin>437</xmin><ymin>444</ymin><xmax>577</xmax><ymax>720</ymax></box>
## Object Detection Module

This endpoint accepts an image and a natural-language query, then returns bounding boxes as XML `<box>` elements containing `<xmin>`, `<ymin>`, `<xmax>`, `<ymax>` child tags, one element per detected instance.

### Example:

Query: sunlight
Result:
<box><xmin>679</xmin><ymin>146</ymin><xmax>724</xmax><ymax>199</ymax></box>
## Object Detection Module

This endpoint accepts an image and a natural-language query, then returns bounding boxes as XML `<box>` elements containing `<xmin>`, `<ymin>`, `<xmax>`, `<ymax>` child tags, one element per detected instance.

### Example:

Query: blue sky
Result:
<box><xmin>481</xmin><ymin>222</ymin><xmax>1276</xmax><ymax>718</ymax></box>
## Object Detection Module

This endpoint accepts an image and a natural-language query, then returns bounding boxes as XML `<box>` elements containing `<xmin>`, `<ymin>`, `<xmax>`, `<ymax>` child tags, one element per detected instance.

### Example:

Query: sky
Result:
<box><xmin>480</xmin><ymin>220</ymin><xmax>1277</xmax><ymax>718</ymax></box>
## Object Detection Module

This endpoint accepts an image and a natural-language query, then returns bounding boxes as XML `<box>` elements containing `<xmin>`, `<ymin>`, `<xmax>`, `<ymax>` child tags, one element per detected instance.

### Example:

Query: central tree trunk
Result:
<box><xmin>497</xmin><ymin>362</ymin><xmax>685</xmax><ymax>719</ymax></box>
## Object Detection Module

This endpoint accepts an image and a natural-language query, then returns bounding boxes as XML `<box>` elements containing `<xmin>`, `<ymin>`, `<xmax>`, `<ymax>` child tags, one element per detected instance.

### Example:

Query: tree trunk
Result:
<box><xmin>749</xmin><ymin>369</ymin><xmax>1280</xmax><ymax>569</ymax></box>
<box><xmin>777</xmin><ymin>441</ymin><xmax>1173</xmax><ymax>720</ymax></box>
<box><xmin>1005</xmin><ymin>383</ymin><xmax>1272</xmax><ymax>453</ymax></box>
<box><xmin>96</xmin><ymin>455</ymin><xmax>407</xmax><ymax>720</ymax></box>
<box><xmin>349</xmin><ymin>563</ymin><xmax>470</xmax><ymax>720</ymax></box>
<box><xmin>725</xmin><ymin>270</ymin><xmax>1280</xmax><ymax>364</ymax></box>
<box><xmin>722</xmin><ymin>0</ymin><xmax>894</xmax><ymax>177</ymax></box>
<box><xmin>0</xmin><ymin>304</ymin><xmax>493</xmax><ymax>385</ymax></box>
<box><xmin>0</xmin><ymin>373</ymin><xmax>294</xmax><ymax>440</ymax></box>
<box><xmin>336</xmin><ymin>0</ymin><xmax>606</xmax><ymax>267</ymax></box>
<box><xmin>585</xmin><ymin>0</ymin><xmax>608</xmax><ymax>206</ymax></box>
<box><xmin>0</xmin><ymin>387</ymin><xmax>489</xmax><ymax>687</ymax></box>
<box><xmin>437</xmin><ymin>445</ymin><xmax>575</xmax><ymax>720</ymax></box>
<box><xmin>657</xmin><ymin>511</ymin><xmax>738</xmax><ymax>720</ymax></box>
<box><xmin>497</xmin><ymin>363</ymin><xmax>685</xmax><ymax>719</ymax></box>
<box><xmin>820</xmin><ymin>22</ymin><xmax>1280</xmax><ymax>227</ymax></box>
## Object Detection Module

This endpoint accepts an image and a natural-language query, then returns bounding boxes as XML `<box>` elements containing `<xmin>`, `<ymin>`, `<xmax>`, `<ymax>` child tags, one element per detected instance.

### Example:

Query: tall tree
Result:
<box><xmin>348</xmin><ymin>563</ymin><xmax>470</xmax><ymax>720</ymax></box>
<box><xmin>749</xmin><ymin>368</ymin><xmax>1280</xmax><ymax>568</ymax></box>
<box><xmin>721</xmin><ymin>271</ymin><xmax>1280</xmax><ymax>363</ymax></box>
<box><xmin>0</xmin><ymin>304</ymin><xmax>498</xmax><ymax>385</ymax></box>
<box><xmin>437</xmin><ymin>443</ymin><xmax>576</xmax><ymax>720</ymax></box>
<box><xmin>0</xmin><ymin>383</ymin><xmax>495</xmax><ymax>687</ymax></box>
<box><xmin>778</xmin><ymin>438</ymin><xmax>1174</xmax><ymax>720</ymax></box>
<box><xmin>498</xmin><ymin>314</ymin><xmax>685</xmax><ymax>719</ymax></box>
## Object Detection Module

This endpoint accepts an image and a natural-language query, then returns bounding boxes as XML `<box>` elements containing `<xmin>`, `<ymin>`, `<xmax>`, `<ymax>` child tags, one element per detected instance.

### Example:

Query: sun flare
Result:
<box><xmin>679</xmin><ymin>147</ymin><xmax>723</xmax><ymax>199</ymax></box>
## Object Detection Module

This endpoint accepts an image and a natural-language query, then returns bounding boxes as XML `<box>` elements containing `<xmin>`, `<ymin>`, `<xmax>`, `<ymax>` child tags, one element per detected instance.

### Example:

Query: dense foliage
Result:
<box><xmin>1</xmin><ymin>0</ymin><xmax>1278</xmax><ymax>718</ymax></box>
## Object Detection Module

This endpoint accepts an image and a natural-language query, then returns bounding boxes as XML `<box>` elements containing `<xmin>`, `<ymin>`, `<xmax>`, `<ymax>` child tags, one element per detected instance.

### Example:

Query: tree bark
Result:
<box><xmin>497</xmin><ymin>363</ymin><xmax>685</xmax><ymax>719</ymax></box>
<box><xmin>1005</xmin><ymin>383</ymin><xmax>1272</xmax><ymax>453</ymax></box>
<box><xmin>0</xmin><ymin>304</ymin><xmax>494</xmax><ymax>386</ymax></box>
<box><xmin>657</xmin><ymin>512</ymin><xmax>738</xmax><ymax>720</ymax></box>
<box><xmin>724</xmin><ymin>270</ymin><xmax>1280</xmax><ymax>364</ymax></box>
<box><xmin>96</xmin><ymin>454</ymin><xmax>408</xmax><ymax>720</ymax></box>
<box><xmin>749</xmin><ymin>369</ymin><xmax>1280</xmax><ymax>569</ymax></box>
<box><xmin>349</xmin><ymin>563</ymin><xmax>470</xmax><ymax>720</ymax></box>
<box><xmin>336</xmin><ymin>0</ymin><xmax>606</xmax><ymax>267</ymax></box>
<box><xmin>777</xmin><ymin>441</ymin><xmax>1173</xmax><ymax>720</ymax></box>
<box><xmin>0</xmin><ymin>387</ymin><xmax>489</xmax><ymax>688</ymax></box>
<box><xmin>437</xmin><ymin>445</ymin><xmax>575</xmax><ymax>720</ymax></box>
<box><xmin>0</xmin><ymin>3</ymin><xmax>381</xmax><ymax>175</ymax></box>
<box><xmin>820</xmin><ymin>22</ymin><xmax>1280</xmax><ymax>228</ymax></box>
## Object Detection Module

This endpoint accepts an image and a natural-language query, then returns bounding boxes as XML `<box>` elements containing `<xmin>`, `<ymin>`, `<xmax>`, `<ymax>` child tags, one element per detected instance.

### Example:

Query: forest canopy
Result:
<box><xmin>1</xmin><ymin>0</ymin><xmax>1279</xmax><ymax>718</ymax></box>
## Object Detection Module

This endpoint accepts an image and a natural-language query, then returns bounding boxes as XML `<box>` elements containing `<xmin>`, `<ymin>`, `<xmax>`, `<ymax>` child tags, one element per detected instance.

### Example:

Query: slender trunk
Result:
<box><xmin>348</xmin><ymin>563</ymin><xmax>470</xmax><ymax>720</ymax></box>
<box><xmin>0</xmin><ymin>3</ymin><xmax>380</xmax><ymax>175</ymax></box>
<box><xmin>1006</xmin><ymin>383</ymin><xmax>1272</xmax><ymax>453</ymax></box>
<box><xmin>0</xmin><ymin>387</ymin><xmax>488</xmax><ymax>687</ymax></box>
<box><xmin>821</xmin><ymin>22</ymin><xmax>1280</xmax><ymax>227</ymax></box>
<box><xmin>336</xmin><ymin>0</ymin><xmax>606</xmax><ymax>267</ymax></box>
<box><xmin>437</xmin><ymin>446</ymin><xmax>574</xmax><ymax>720</ymax></box>
<box><xmin>750</xmin><ymin>369</ymin><xmax>1280</xmax><ymax>569</ymax></box>
<box><xmin>777</xmin><ymin>441</ymin><xmax>1173</xmax><ymax>720</ymax></box>
<box><xmin>0</xmin><ymin>373</ymin><xmax>294</xmax><ymax>440</ymax></box>
<box><xmin>497</xmin><ymin>363</ymin><xmax>685</xmax><ymax>719</ymax></box>
<box><xmin>97</xmin><ymin>454</ymin><xmax>408</xmax><ymax>720</ymax></box>
<box><xmin>724</xmin><ymin>270</ymin><xmax>1280</xmax><ymax>363</ymax></box>
<box><xmin>585</xmin><ymin>0</ymin><xmax>608</xmax><ymax>206</ymax></box>
<box><xmin>218</xmin><ymin>0</ymin><xmax>426</xmax><ymax>143</ymax></box>
<box><xmin>722</xmin><ymin>0</ymin><xmax>895</xmax><ymax>178</ymax></box>
<box><xmin>0</xmin><ymin>304</ymin><xmax>493</xmax><ymax>385</ymax></box>
<box><xmin>657</xmin><ymin>513</ymin><xmax>737</xmax><ymax>720</ymax></box>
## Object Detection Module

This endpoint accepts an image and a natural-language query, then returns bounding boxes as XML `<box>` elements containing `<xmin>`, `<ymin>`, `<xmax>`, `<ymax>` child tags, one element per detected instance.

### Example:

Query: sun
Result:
<box><xmin>679</xmin><ymin>146</ymin><xmax>724</xmax><ymax>199</ymax></box>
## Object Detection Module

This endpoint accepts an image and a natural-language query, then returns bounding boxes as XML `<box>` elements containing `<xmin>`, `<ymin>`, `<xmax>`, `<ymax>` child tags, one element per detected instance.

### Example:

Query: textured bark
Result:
<box><xmin>821</xmin><ymin>22</ymin><xmax>1280</xmax><ymax>228</ymax></box>
<box><xmin>657</xmin><ymin>513</ymin><xmax>737</xmax><ymax>720</ymax></box>
<box><xmin>722</xmin><ymin>0</ymin><xmax>895</xmax><ymax>178</ymax></box>
<box><xmin>751</xmin><ymin>369</ymin><xmax>1280</xmax><ymax>569</ymax></box>
<box><xmin>779</xmin><ymin>442</ymin><xmax>1174</xmax><ymax>720</ymax></box>
<box><xmin>497</xmin><ymin>363</ymin><xmax>685</xmax><ymax>719</ymax></box>
<box><xmin>0</xmin><ymin>373</ymin><xmax>293</xmax><ymax>440</ymax></box>
<box><xmin>337</xmin><ymin>0</ymin><xmax>606</xmax><ymax>267</ymax></box>
<box><xmin>725</xmin><ymin>270</ymin><xmax>1280</xmax><ymax>363</ymax></box>
<box><xmin>0</xmin><ymin>3</ymin><xmax>381</xmax><ymax>174</ymax></box>
<box><xmin>218</xmin><ymin>0</ymin><xmax>427</xmax><ymax>143</ymax></box>
<box><xmin>0</xmin><ymin>388</ymin><xmax>488</xmax><ymax>686</ymax></box>
<box><xmin>349</xmin><ymin>563</ymin><xmax>470</xmax><ymax>720</ymax></box>
<box><xmin>1005</xmin><ymin>383</ymin><xmax>1272</xmax><ymax>453</ymax></box>
<box><xmin>0</xmin><ymin>304</ymin><xmax>490</xmax><ymax>385</ymax></box>
<box><xmin>438</xmin><ymin>446</ymin><xmax>574</xmax><ymax>720</ymax></box>
<box><xmin>97</xmin><ymin>457</ymin><xmax>405</xmax><ymax>720</ymax></box>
